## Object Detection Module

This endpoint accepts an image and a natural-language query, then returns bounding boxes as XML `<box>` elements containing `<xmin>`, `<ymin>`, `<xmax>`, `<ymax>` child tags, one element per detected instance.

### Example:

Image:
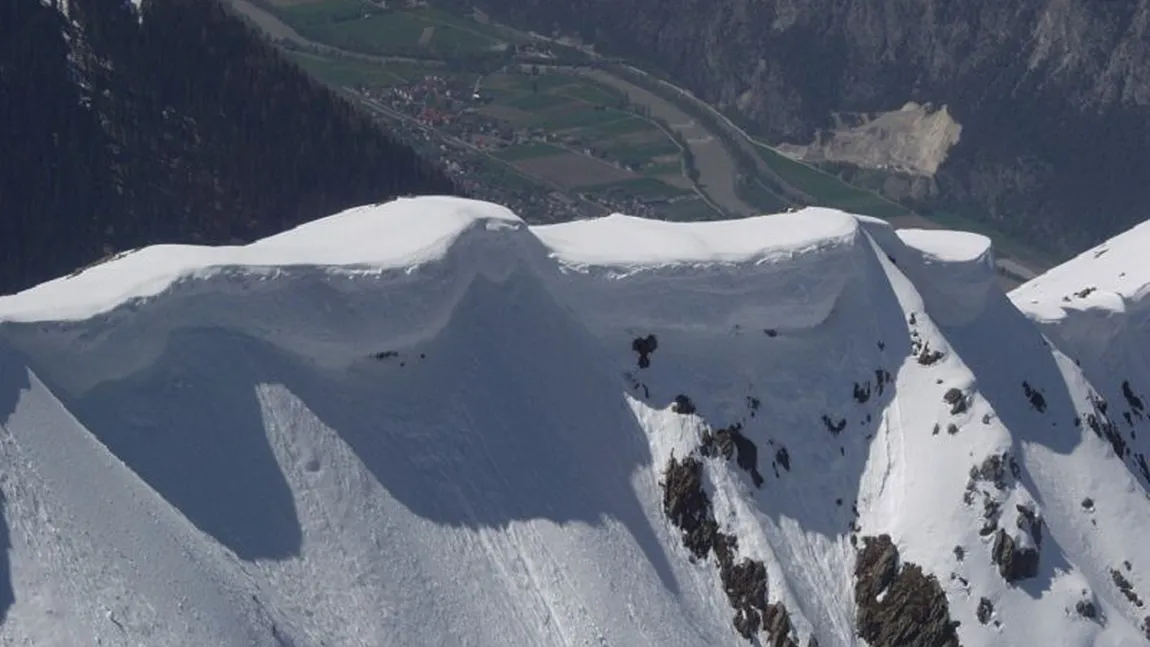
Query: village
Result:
<box><xmin>347</xmin><ymin>69</ymin><xmax>710</xmax><ymax>223</ymax></box>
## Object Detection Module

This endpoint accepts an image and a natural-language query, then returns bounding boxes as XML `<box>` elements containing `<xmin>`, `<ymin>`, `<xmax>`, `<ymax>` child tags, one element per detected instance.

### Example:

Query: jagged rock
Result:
<box><xmin>854</xmin><ymin>535</ymin><xmax>961</xmax><ymax>647</ymax></box>
<box><xmin>969</xmin><ymin>453</ymin><xmax>1011</xmax><ymax>490</ymax></box>
<box><xmin>1023</xmin><ymin>381</ymin><xmax>1047</xmax><ymax>412</ymax></box>
<box><xmin>632</xmin><ymin>334</ymin><xmax>658</xmax><ymax>368</ymax></box>
<box><xmin>776</xmin><ymin>447</ymin><xmax>790</xmax><ymax>472</ymax></box>
<box><xmin>822</xmin><ymin>415</ymin><xmax>847</xmax><ymax>435</ymax></box>
<box><xmin>1075</xmin><ymin>599</ymin><xmax>1098</xmax><ymax>620</ymax></box>
<box><xmin>1085</xmin><ymin>395</ymin><xmax>1128</xmax><ymax>459</ymax></box>
<box><xmin>371</xmin><ymin>350</ymin><xmax>398</xmax><ymax>360</ymax></box>
<box><xmin>854</xmin><ymin>381</ymin><xmax>872</xmax><ymax>403</ymax></box>
<box><xmin>1137</xmin><ymin>453</ymin><xmax>1150</xmax><ymax>483</ymax></box>
<box><xmin>702</xmin><ymin>424</ymin><xmax>765</xmax><ymax>488</ymax></box>
<box><xmin>672</xmin><ymin>394</ymin><xmax>697</xmax><ymax>415</ymax></box>
<box><xmin>663</xmin><ymin>456</ymin><xmax>722</xmax><ymax>559</ymax></box>
<box><xmin>977</xmin><ymin>597</ymin><xmax>993</xmax><ymax>624</ymax></box>
<box><xmin>764</xmin><ymin>602</ymin><xmax>799</xmax><ymax>647</ymax></box>
<box><xmin>1112</xmin><ymin>569</ymin><xmax>1145</xmax><ymax>608</ymax></box>
<box><xmin>723</xmin><ymin>558</ymin><xmax>770</xmax><ymax>639</ymax></box>
<box><xmin>953</xmin><ymin>546</ymin><xmax>965</xmax><ymax>562</ymax></box>
<box><xmin>1016</xmin><ymin>505</ymin><xmax>1043</xmax><ymax>548</ymax></box>
<box><xmin>1122</xmin><ymin>380</ymin><xmax>1145</xmax><ymax>415</ymax></box>
<box><xmin>991</xmin><ymin>529</ymin><xmax>1039</xmax><ymax>582</ymax></box>
<box><xmin>943</xmin><ymin>388</ymin><xmax>969</xmax><ymax>415</ymax></box>
<box><xmin>917</xmin><ymin>343</ymin><xmax>945</xmax><ymax>366</ymax></box>
<box><xmin>764</xmin><ymin>328</ymin><xmax>779</xmax><ymax>337</ymax></box>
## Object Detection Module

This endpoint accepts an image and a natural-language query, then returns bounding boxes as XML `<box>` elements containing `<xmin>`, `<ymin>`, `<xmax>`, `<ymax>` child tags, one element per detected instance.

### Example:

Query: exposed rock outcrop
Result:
<box><xmin>854</xmin><ymin>535</ymin><xmax>961</xmax><ymax>647</ymax></box>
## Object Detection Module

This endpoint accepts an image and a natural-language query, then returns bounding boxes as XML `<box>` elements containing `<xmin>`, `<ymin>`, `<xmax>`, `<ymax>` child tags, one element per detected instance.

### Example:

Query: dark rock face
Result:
<box><xmin>854</xmin><ymin>535</ymin><xmax>961</xmax><ymax>647</ymax></box>
<box><xmin>943</xmin><ymin>388</ymin><xmax>969</xmax><ymax>415</ymax></box>
<box><xmin>479</xmin><ymin>0</ymin><xmax>1150</xmax><ymax>257</ymax></box>
<box><xmin>662</xmin><ymin>456</ymin><xmax>725</xmax><ymax>559</ymax></box>
<box><xmin>701</xmin><ymin>424</ymin><xmax>764</xmax><ymax>488</ymax></box>
<box><xmin>672</xmin><ymin>394</ymin><xmax>697</xmax><ymax>415</ymax></box>
<box><xmin>1075</xmin><ymin>599</ymin><xmax>1098</xmax><ymax>621</ymax></box>
<box><xmin>632</xmin><ymin>335</ymin><xmax>659</xmax><ymax>369</ymax></box>
<box><xmin>764</xmin><ymin>602</ymin><xmax>799</xmax><ymax>647</ymax></box>
<box><xmin>661</xmin><ymin>454</ymin><xmax>791</xmax><ymax>643</ymax></box>
<box><xmin>991</xmin><ymin>530</ymin><xmax>1040</xmax><ymax>583</ymax></box>
<box><xmin>1112</xmin><ymin>569</ymin><xmax>1145</xmax><ymax>608</ymax></box>
<box><xmin>976</xmin><ymin>597</ymin><xmax>993</xmax><ymax>625</ymax></box>
<box><xmin>1023</xmin><ymin>381</ymin><xmax>1047</xmax><ymax>413</ymax></box>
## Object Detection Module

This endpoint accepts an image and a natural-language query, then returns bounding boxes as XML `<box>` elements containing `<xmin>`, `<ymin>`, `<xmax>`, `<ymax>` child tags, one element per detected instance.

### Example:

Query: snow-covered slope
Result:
<box><xmin>1</xmin><ymin>195</ymin><xmax>1148</xmax><ymax>646</ymax></box>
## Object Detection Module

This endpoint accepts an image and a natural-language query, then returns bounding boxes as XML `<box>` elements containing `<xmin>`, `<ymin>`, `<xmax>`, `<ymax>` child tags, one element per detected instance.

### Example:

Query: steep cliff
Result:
<box><xmin>480</xmin><ymin>0</ymin><xmax>1150</xmax><ymax>256</ymax></box>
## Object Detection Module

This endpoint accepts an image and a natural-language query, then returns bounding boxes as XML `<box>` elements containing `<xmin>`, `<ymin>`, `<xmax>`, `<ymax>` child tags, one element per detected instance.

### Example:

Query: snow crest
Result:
<box><xmin>0</xmin><ymin>198</ymin><xmax>864</xmax><ymax>393</ymax></box>
<box><xmin>2</xmin><ymin>197</ymin><xmax>1150</xmax><ymax>646</ymax></box>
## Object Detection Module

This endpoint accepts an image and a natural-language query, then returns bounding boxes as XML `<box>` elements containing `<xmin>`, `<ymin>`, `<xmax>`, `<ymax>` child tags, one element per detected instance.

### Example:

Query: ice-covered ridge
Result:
<box><xmin>1012</xmin><ymin>219</ymin><xmax>1150</xmax><ymax>323</ymax></box>
<box><xmin>0</xmin><ymin>197</ymin><xmax>872</xmax><ymax>392</ymax></box>
<box><xmin>0</xmin><ymin>197</ymin><xmax>527</xmax><ymax>324</ymax></box>
<box><xmin>535</xmin><ymin>207</ymin><xmax>857</xmax><ymax>270</ymax></box>
<box><xmin>894</xmin><ymin>228</ymin><xmax>996</xmax><ymax>327</ymax></box>
<box><xmin>0</xmin><ymin>198</ymin><xmax>869</xmax><ymax>338</ymax></box>
<box><xmin>1011</xmin><ymin>219</ymin><xmax>1150</xmax><ymax>366</ymax></box>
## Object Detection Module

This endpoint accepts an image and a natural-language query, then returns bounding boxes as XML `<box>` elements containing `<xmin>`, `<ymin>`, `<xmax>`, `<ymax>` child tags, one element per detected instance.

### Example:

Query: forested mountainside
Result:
<box><xmin>478</xmin><ymin>0</ymin><xmax>1150</xmax><ymax>257</ymax></box>
<box><xmin>0</xmin><ymin>0</ymin><xmax>453</xmax><ymax>294</ymax></box>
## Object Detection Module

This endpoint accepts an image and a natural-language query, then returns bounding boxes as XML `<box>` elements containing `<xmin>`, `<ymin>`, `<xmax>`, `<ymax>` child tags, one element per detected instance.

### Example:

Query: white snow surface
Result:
<box><xmin>1</xmin><ymin>195</ymin><xmax>1149</xmax><ymax>646</ymax></box>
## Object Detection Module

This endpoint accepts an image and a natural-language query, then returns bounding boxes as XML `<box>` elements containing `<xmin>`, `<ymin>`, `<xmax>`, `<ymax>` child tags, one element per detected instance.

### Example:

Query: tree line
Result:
<box><xmin>0</xmin><ymin>0</ymin><xmax>455</xmax><ymax>294</ymax></box>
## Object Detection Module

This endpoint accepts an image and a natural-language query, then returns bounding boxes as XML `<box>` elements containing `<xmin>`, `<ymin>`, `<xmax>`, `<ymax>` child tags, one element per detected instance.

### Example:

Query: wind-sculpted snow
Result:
<box><xmin>1</xmin><ymin>196</ymin><xmax>1149</xmax><ymax>646</ymax></box>
<box><xmin>1012</xmin><ymin>220</ymin><xmax>1150</xmax><ymax>373</ymax></box>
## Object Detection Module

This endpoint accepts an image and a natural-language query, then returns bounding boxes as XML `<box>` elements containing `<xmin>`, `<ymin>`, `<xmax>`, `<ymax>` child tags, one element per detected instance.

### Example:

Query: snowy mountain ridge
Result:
<box><xmin>1</xmin><ymin>196</ymin><xmax>1148</xmax><ymax>646</ymax></box>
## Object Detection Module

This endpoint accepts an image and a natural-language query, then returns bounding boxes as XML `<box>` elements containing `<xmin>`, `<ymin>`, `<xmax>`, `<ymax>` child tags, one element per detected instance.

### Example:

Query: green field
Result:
<box><xmin>492</xmin><ymin>141</ymin><xmax>565</xmax><ymax>161</ymax></box>
<box><xmin>753</xmin><ymin>145</ymin><xmax>910</xmax><ymax>219</ymax></box>
<box><xmin>738</xmin><ymin>176</ymin><xmax>791</xmax><ymax>214</ymax></box>
<box><xmin>659</xmin><ymin>195</ymin><xmax>724</xmax><ymax>221</ymax></box>
<box><xmin>274</xmin><ymin>2</ymin><xmax>510</xmax><ymax>57</ymax></box>
<box><xmin>585</xmin><ymin>177</ymin><xmax>689</xmax><ymax>198</ymax></box>
<box><xmin>286</xmin><ymin>51</ymin><xmax>426</xmax><ymax>87</ymax></box>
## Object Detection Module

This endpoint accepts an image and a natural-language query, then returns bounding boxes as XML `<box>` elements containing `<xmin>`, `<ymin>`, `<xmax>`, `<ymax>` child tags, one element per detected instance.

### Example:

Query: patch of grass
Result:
<box><xmin>277</xmin><ymin>5</ymin><xmax>505</xmax><ymax>57</ymax></box>
<box><xmin>539</xmin><ymin>108</ymin><xmax>632</xmax><ymax>131</ymax></box>
<box><xmin>557</xmin><ymin>83</ymin><xmax>625</xmax><ymax>106</ymax></box>
<box><xmin>507</xmin><ymin>93</ymin><xmax>572</xmax><ymax>111</ymax></box>
<box><xmin>578</xmin><ymin>116</ymin><xmax>651</xmax><ymax>138</ymax></box>
<box><xmin>429</xmin><ymin>24</ymin><xmax>502</xmax><ymax>54</ymax></box>
<box><xmin>492</xmin><ymin>141</ymin><xmax>565</xmax><ymax>161</ymax></box>
<box><xmin>275</xmin><ymin>0</ymin><xmax>377</xmax><ymax>26</ymax></box>
<box><xmin>472</xmin><ymin>157</ymin><xmax>545</xmax><ymax>191</ymax></box>
<box><xmin>737</xmin><ymin>177</ymin><xmax>791</xmax><ymax>214</ymax></box>
<box><xmin>585</xmin><ymin>177</ymin><xmax>688</xmax><ymax>198</ymax></box>
<box><xmin>285</xmin><ymin>51</ymin><xmax>416</xmax><ymax>87</ymax></box>
<box><xmin>642</xmin><ymin>161</ymin><xmax>683</xmax><ymax>177</ymax></box>
<box><xmin>517</xmin><ymin>73</ymin><xmax>579</xmax><ymax>93</ymax></box>
<box><xmin>416</xmin><ymin>7</ymin><xmax>526</xmax><ymax>43</ymax></box>
<box><xmin>659</xmin><ymin>196</ymin><xmax>723</xmax><ymax>221</ymax></box>
<box><xmin>755</xmin><ymin>146</ymin><xmax>910</xmax><ymax>218</ymax></box>
<box><xmin>605</xmin><ymin>141</ymin><xmax>681</xmax><ymax>166</ymax></box>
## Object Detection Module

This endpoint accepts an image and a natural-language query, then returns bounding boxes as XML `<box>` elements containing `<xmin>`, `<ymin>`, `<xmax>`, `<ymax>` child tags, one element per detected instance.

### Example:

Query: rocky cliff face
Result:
<box><xmin>482</xmin><ymin>0</ymin><xmax>1150</xmax><ymax>255</ymax></box>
